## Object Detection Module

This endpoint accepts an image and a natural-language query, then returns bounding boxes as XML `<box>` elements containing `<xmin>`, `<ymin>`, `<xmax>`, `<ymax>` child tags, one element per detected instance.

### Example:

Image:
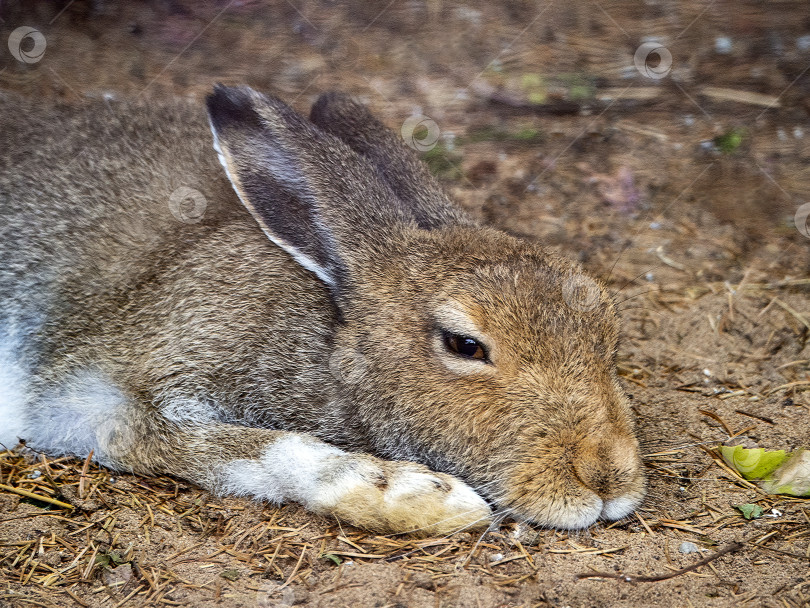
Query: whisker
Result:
<box><xmin>614</xmin><ymin>288</ymin><xmax>659</xmax><ymax>307</ymax></box>
<box><xmin>646</xmin><ymin>474</ymin><xmax>744</xmax><ymax>482</ymax></box>
<box><xmin>643</xmin><ymin>439</ymin><xmax>722</xmax><ymax>456</ymax></box>
<box><xmin>609</xmin><ymin>261</ymin><xmax>668</xmax><ymax>298</ymax></box>
<box><xmin>394</xmin><ymin>504</ymin><xmax>496</xmax><ymax>538</ymax></box>
<box><xmin>462</xmin><ymin>509</ymin><xmax>513</xmax><ymax>565</ymax></box>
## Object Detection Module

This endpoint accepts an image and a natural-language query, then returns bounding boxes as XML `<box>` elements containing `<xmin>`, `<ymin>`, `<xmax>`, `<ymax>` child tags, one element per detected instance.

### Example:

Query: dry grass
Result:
<box><xmin>2</xmin><ymin>363</ymin><xmax>809</xmax><ymax>607</ymax></box>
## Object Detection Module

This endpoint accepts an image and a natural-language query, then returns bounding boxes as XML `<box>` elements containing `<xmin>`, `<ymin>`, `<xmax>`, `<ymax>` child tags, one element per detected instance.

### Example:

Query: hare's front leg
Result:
<box><xmin>215</xmin><ymin>431</ymin><xmax>491</xmax><ymax>535</ymax></box>
<box><xmin>97</xmin><ymin>414</ymin><xmax>491</xmax><ymax>535</ymax></box>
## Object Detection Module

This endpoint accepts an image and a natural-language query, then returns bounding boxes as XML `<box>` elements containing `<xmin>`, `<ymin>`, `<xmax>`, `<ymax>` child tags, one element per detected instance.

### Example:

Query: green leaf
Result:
<box><xmin>713</xmin><ymin>128</ymin><xmax>745</xmax><ymax>154</ymax></box>
<box><xmin>762</xmin><ymin>449</ymin><xmax>810</xmax><ymax>497</ymax></box>
<box><xmin>720</xmin><ymin>446</ymin><xmax>788</xmax><ymax>479</ymax></box>
<box><xmin>321</xmin><ymin>553</ymin><xmax>342</xmax><ymax>566</ymax></box>
<box><xmin>735</xmin><ymin>503</ymin><xmax>764</xmax><ymax>520</ymax></box>
<box><xmin>521</xmin><ymin>73</ymin><xmax>547</xmax><ymax>104</ymax></box>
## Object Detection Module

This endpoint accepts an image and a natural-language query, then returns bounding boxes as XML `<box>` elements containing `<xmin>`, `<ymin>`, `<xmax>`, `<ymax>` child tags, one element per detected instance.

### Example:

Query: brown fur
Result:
<box><xmin>0</xmin><ymin>86</ymin><xmax>644</xmax><ymax>532</ymax></box>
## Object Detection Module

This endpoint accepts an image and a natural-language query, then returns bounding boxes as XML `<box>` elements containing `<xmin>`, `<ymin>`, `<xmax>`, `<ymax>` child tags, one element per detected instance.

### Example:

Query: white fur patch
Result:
<box><xmin>219</xmin><ymin>434</ymin><xmax>345</xmax><ymax>505</ymax></box>
<box><xmin>542</xmin><ymin>492</ymin><xmax>640</xmax><ymax>529</ymax></box>
<box><xmin>219</xmin><ymin>434</ymin><xmax>491</xmax><ymax>534</ymax></box>
<box><xmin>382</xmin><ymin>467</ymin><xmax>442</xmax><ymax>503</ymax></box>
<box><xmin>0</xmin><ymin>317</ymin><xmax>131</xmax><ymax>466</ymax></box>
<box><xmin>442</xmin><ymin>477</ymin><xmax>488</xmax><ymax>513</ymax></box>
<box><xmin>547</xmin><ymin>497</ymin><xmax>604</xmax><ymax>530</ymax></box>
<box><xmin>25</xmin><ymin>370</ymin><xmax>130</xmax><ymax>468</ymax></box>
<box><xmin>383</xmin><ymin>466</ymin><xmax>490</xmax><ymax>524</ymax></box>
<box><xmin>0</xmin><ymin>326</ymin><xmax>29</xmax><ymax>449</ymax></box>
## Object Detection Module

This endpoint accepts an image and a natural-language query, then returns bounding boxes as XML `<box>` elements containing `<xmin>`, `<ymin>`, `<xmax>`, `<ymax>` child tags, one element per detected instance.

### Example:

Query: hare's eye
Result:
<box><xmin>442</xmin><ymin>331</ymin><xmax>488</xmax><ymax>361</ymax></box>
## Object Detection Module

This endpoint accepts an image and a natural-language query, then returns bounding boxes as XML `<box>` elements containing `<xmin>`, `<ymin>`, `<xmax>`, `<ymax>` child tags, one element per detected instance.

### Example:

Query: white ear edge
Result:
<box><xmin>209</xmin><ymin>121</ymin><xmax>337</xmax><ymax>288</ymax></box>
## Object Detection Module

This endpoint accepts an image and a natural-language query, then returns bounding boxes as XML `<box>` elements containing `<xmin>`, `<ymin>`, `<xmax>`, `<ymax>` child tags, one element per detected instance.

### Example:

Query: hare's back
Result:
<box><xmin>0</xmin><ymin>93</ymin><xmax>241</xmax><ymax>247</ymax></box>
<box><xmin>0</xmin><ymin>94</ymin><xmax>244</xmax><ymax>308</ymax></box>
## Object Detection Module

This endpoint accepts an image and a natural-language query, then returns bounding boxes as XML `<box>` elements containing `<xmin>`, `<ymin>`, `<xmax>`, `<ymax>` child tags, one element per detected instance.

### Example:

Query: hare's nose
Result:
<box><xmin>572</xmin><ymin>441</ymin><xmax>641</xmax><ymax>500</ymax></box>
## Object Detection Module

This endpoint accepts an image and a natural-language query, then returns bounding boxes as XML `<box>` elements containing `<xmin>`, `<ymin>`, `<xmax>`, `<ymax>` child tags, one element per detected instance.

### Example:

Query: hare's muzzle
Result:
<box><xmin>495</xmin><ymin>426</ymin><xmax>646</xmax><ymax>529</ymax></box>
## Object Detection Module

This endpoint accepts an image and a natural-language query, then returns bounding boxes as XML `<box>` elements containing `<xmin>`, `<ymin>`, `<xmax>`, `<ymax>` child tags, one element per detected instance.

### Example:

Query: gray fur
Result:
<box><xmin>0</xmin><ymin>87</ymin><xmax>645</xmax><ymax>533</ymax></box>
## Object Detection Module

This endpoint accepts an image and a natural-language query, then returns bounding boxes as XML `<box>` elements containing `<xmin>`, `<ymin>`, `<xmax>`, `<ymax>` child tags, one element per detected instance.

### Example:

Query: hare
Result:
<box><xmin>0</xmin><ymin>85</ymin><xmax>645</xmax><ymax>534</ymax></box>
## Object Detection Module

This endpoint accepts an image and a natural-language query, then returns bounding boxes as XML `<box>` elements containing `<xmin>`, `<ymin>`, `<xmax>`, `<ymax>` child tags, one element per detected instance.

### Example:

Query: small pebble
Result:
<box><xmin>699</xmin><ymin>140</ymin><xmax>716</xmax><ymax>152</ymax></box>
<box><xmin>715</xmin><ymin>37</ymin><xmax>732</xmax><ymax>54</ymax></box>
<box><xmin>490</xmin><ymin>552</ymin><xmax>504</xmax><ymax>562</ymax></box>
<box><xmin>28</xmin><ymin>470</ymin><xmax>42</xmax><ymax>479</ymax></box>
<box><xmin>679</xmin><ymin>541</ymin><xmax>700</xmax><ymax>554</ymax></box>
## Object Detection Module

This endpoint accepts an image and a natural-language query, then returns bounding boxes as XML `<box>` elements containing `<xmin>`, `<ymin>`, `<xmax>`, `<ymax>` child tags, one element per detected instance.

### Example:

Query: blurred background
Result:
<box><xmin>1</xmin><ymin>0</ymin><xmax>809</xmax><ymax>277</ymax></box>
<box><xmin>2</xmin><ymin>4</ymin><xmax>810</xmax><ymax>606</ymax></box>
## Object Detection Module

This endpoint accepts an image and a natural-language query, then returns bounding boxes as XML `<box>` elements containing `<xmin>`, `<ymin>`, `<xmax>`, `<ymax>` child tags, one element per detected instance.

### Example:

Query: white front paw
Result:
<box><xmin>315</xmin><ymin>458</ymin><xmax>491</xmax><ymax>535</ymax></box>
<box><xmin>220</xmin><ymin>434</ymin><xmax>491</xmax><ymax>535</ymax></box>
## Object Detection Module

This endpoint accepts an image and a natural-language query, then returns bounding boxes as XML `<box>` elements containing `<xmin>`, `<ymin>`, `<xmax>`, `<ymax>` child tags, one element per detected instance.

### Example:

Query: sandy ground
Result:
<box><xmin>1</xmin><ymin>1</ymin><xmax>809</xmax><ymax>607</ymax></box>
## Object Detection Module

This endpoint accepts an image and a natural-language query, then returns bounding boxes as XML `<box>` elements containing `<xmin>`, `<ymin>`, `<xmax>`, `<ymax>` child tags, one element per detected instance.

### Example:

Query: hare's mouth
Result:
<box><xmin>504</xmin><ymin>488</ymin><xmax>644</xmax><ymax>530</ymax></box>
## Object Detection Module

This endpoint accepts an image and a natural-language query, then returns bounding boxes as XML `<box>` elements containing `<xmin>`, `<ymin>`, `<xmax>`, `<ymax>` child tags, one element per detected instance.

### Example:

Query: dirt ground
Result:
<box><xmin>1</xmin><ymin>1</ymin><xmax>809</xmax><ymax>606</ymax></box>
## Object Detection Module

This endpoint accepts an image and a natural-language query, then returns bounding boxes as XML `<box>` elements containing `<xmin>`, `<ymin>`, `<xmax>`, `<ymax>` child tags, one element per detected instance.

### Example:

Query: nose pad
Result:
<box><xmin>573</xmin><ymin>459</ymin><xmax>612</xmax><ymax>498</ymax></box>
<box><xmin>572</xmin><ymin>441</ymin><xmax>640</xmax><ymax>500</ymax></box>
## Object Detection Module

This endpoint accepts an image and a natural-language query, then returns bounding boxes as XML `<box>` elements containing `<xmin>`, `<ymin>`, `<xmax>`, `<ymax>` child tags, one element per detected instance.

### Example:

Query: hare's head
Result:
<box><xmin>208</xmin><ymin>86</ymin><xmax>645</xmax><ymax>529</ymax></box>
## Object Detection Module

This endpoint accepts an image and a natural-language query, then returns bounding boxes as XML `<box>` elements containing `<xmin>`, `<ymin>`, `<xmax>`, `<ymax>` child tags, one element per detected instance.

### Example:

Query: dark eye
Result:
<box><xmin>442</xmin><ymin>331</ymin><xmax>488</xmax><ymax>361</ymax></box>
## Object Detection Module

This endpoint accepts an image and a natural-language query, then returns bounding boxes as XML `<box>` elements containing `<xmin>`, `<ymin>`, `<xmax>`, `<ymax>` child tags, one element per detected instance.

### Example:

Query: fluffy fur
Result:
<box><xmin>0</xmin><ymin>86</ymin><xmax>645</xmax><ymax>534</ymax></box>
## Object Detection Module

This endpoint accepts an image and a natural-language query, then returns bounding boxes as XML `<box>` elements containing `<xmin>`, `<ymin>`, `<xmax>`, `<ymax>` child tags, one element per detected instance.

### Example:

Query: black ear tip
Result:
<box><xmin>206</xmin><ymin>84</ymin><xmax>249</xmax><ymax>111</ymax></box>
<box><xmin>310</xmin><ymin>92</ymin><xmax>368</xmax><ymax>124</ymax></box>
<box><xmin>206</xmin><ymin>85</ymin><xmax>263</xmax><ymax>129</ymax></box>
<box><xmin>313</xmin><ymin>91</ymin><xmax>351</xmax><ymax>106</ymax></box>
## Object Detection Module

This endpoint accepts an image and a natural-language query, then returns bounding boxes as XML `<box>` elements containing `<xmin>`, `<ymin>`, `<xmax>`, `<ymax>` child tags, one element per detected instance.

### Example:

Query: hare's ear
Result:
<box><xmin>310</xmin><ymin>93</ymin><xmax>476</xmax><ymax>230</ymax></box>
<box><xmin>206</xmin><ymin>85</ymin><xmax>410</xmax><ymax>294</ymax></box>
